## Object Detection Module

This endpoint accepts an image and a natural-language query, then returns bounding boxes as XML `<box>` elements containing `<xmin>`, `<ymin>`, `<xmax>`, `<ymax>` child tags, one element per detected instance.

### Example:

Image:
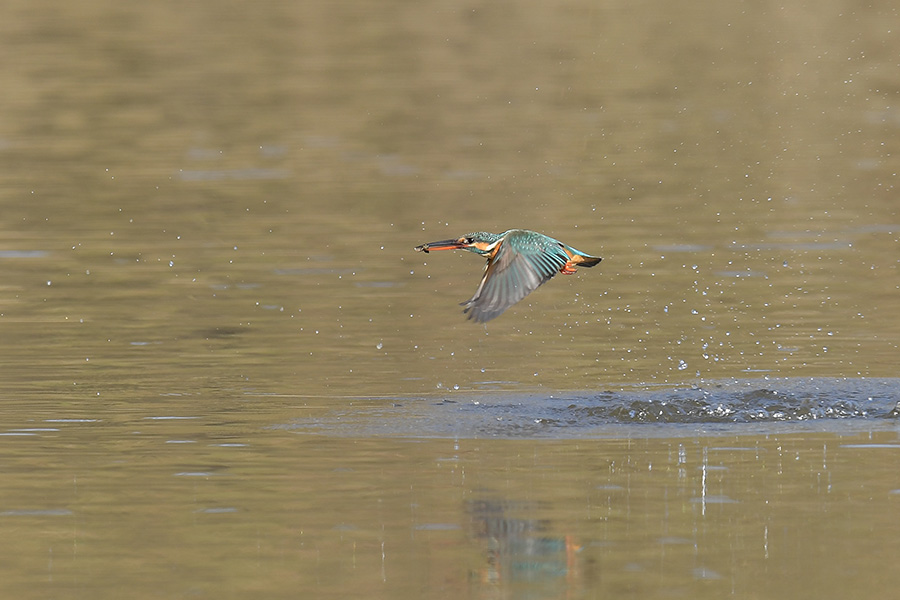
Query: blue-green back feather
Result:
<box><xmin>462</xmin><ymin>230</ymin><xmax>570</xmax><ymax>322</ymax></box>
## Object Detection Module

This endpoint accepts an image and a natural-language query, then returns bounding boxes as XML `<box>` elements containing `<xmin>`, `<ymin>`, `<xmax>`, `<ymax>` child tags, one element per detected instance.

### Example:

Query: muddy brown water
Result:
<box><xmin>1</xmin><ymin>1</ymin><xmax>899</xmax><ymax>598</ymax></box>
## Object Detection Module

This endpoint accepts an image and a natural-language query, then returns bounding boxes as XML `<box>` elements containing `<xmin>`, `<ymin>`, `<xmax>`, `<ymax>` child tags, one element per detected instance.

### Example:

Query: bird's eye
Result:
<box><xmin>462</xmin><ymin>237</ymin><xmax>473</xmax><ymax>244</ymax></box>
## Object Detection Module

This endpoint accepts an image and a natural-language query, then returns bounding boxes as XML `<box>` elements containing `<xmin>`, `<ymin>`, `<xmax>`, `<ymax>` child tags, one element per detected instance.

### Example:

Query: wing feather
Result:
<box><xmin>461</xmin><ymin>234</ymin><xmax>569</xmax><ymax>323</ymax></box>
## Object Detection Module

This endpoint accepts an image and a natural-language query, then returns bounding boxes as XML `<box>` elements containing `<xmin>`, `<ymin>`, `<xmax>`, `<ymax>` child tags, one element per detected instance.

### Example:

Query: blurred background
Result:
<box><xmin>0</xmin><ymin>1</ymin><xmax>898</xmax><ymax>598</ymax></box>
<box><xmin>2</xmin><ymin>0</ymin><xmax>897</xmax><ymax>395</ymax></box>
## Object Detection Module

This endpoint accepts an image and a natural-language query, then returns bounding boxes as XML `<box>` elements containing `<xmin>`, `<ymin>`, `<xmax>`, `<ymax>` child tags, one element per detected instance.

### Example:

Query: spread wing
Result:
<box><xmin>461</xmin><ymin>236</ymin><xmax>569</xmax><ymax>323</ymax></box>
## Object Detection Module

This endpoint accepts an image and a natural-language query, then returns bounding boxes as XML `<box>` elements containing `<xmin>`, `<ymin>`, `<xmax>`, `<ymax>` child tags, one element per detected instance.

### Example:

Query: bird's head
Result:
<box><xmin>414</xmin><ymin>232</ymin><xmax>502</xmax><ymax>256</ymax></box>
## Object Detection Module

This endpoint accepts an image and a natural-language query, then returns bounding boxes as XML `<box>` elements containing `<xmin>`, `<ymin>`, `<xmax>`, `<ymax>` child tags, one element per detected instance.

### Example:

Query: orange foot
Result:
<box><xmin>560</xmin><ymin>262</ymin><xmax>577</xmax><ymax>275</ymax></box>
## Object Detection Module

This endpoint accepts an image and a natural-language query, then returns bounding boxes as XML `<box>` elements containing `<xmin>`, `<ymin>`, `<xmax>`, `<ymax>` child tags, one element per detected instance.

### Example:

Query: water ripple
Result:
<box><xmin>285</xmin><ymin>378</ymin><xmax>900</xmax><ymax>439</ymax></box>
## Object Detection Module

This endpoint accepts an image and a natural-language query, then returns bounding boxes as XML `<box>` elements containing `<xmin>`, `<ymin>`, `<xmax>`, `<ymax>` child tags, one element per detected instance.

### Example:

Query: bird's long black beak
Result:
<box><xmin>414</xmin><ymin>239</ymin><xmax>465</xmax><ymax>253</ymax></box>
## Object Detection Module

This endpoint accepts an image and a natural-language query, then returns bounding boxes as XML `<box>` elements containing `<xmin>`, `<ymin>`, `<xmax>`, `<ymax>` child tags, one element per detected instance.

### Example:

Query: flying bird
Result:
<box><xmin>415</xmin><ymin>228</ymin><xmax>602</xmax><ymax>322</ymax></box>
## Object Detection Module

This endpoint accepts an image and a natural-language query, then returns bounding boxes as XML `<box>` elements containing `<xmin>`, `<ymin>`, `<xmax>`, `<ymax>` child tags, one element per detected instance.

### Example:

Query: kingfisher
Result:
<box><xmin>415</xmin><ymin>229</ymin><xmax>602</xmax><ymax>323</ymax></box>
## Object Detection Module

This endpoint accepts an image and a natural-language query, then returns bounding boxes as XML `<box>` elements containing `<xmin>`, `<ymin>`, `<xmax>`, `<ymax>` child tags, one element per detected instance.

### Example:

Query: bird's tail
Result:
<box><xmin>572</xmin><ymin>254</ymin><xmax>602</xmax><ymax>268</ymax></box>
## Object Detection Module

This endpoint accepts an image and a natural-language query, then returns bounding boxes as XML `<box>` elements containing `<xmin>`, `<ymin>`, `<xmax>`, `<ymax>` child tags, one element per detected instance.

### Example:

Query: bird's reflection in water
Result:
<box><xmin>466</xmin><ymin>499</ymin><xmax>582</xmax><ymax>589</ymax></box>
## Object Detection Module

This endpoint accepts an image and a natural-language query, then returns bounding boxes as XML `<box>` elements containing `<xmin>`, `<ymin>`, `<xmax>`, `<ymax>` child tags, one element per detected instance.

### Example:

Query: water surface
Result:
<box><xmin>1</xmin><ymin>0</ymin><xmax>899</xmax><ymax>598</ymax></box>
